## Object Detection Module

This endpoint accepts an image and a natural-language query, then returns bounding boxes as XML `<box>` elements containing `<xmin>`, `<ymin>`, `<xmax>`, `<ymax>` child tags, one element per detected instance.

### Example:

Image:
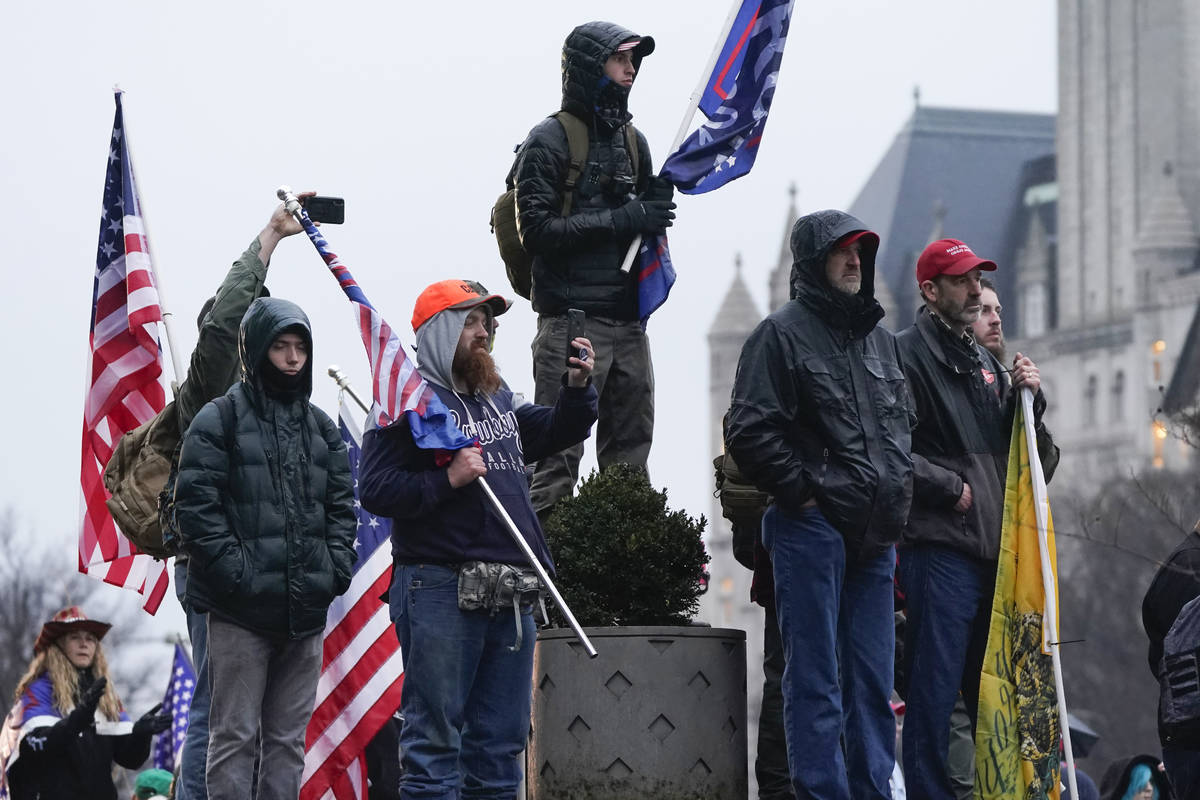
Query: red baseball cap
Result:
<box><xmin>916</xmin><ymin>238</ymin><xmax>996</xmax><ymax>283</ymax></box>
<box><xmin>411</xmin><ymin>280</ymin><xmax>511</xmax><ymax>333</ymax></box>
<box><xmin>835</xmin><ymin>229</ymin><xmax>880</xmax><ymax>252</ymax></box>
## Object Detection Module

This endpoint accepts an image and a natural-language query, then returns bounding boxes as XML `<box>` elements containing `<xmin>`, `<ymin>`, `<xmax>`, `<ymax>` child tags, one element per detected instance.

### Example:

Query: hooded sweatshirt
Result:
<box><xmin>175</xmin><ymin>297</ymin><xmax>357</xmax><ymax>639</ymax></box>
<box><xmin>726</xmin><ymin>210</ymin><xmax>913</xmax><ymax>560</ymax></box>
<box><xmin>514</xmin><ymin>21</ymin><xmax>656</xmax><ymax>320</ymax></box>
<box><xmin>358</xmin><ymin>307</ymin><xmax>598</xmax><ymax>571</ymax></box>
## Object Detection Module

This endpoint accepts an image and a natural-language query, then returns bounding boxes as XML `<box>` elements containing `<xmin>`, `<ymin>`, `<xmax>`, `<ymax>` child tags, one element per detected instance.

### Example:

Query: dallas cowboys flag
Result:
<box><xmin>660</xmin><ymin>0</ymin><xmax>795</xmax><ymax>194</ymax></box>
<box><xmin>153</xmin><ymin>642</ymin><xmax>196</xmax><ymax>771</ymax></box>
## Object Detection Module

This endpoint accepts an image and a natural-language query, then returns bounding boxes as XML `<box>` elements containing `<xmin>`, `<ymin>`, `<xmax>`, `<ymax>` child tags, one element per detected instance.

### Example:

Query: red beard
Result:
<box><xmin>453</xmin><ymin>343</ymin><xmax>502</xmax><ymax>395</ymax></box>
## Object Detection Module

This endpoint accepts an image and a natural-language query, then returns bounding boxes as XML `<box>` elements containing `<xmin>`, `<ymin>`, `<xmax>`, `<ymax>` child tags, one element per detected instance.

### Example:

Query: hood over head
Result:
<box><xmin>238</xmin><ymin>297</ymin><xmax>314</xmax><ymax>400</ymax></box>
<box><xmin>788</xmin><ymin>209</ymin><xmax>884</xmax><ymax>334</ymax></box>
<box><xmin>561</xmin><ymin>21</ymin><xmax>654</xmax><ymax>120</ymax></box>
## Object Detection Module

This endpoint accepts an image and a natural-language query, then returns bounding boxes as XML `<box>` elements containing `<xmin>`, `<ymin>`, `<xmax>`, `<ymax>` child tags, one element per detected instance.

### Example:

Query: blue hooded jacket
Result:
<box><xmin>357</xmin><ymin>306</ymin><xmax>597</xmax><ymax>572</ymax></box>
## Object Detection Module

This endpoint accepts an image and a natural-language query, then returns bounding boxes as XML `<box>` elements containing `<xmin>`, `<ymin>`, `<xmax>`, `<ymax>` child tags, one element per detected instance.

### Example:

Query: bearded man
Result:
<box><xmin>358</xmin><ymin>279</ymin><xmax>597</xmax><ymax>799</ymax></box>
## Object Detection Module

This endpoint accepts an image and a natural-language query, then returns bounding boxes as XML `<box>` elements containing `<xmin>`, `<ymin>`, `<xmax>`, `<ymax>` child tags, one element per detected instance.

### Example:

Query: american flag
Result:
<box><xmin>153</xmin><ymin>643</ymin><xmax>196</xmax><ymax>771</ymax></box>
<box><xmin>79</xmin><ymin>91</ymin><xmax>170</xmax><ymax>614</ymax></box>
<box><xmin>300</xmin><ymin>401</ymin><xmax>405</xmax><ymax>800</ymax></box>
<box><xmin>295</xmin><ymin>212</ymin><xmax>470</xmax><ymax>451</ymax></box>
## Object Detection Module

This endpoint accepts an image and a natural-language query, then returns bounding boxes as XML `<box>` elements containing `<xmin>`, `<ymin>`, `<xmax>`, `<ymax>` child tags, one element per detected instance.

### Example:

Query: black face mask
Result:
<box><xmin>260</xmin><ymin>358</ymin><xmax>305</xmax><ymax>401</ymax></box>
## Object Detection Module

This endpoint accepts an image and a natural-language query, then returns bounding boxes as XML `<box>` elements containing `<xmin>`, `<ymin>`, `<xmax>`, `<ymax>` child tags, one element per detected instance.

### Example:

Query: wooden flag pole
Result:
<box><xmin>1020</xmin><ymin>387</ymin><xmax>1079</xmax><ymax>799</ymax></box>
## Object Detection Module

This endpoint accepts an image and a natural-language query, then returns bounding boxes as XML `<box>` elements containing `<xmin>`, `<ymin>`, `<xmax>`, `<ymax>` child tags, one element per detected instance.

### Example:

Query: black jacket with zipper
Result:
<box><xmin>897</xmin><ymin>307</ymin><xmax>1053</xmax><ymax>561</ymax></box>
<box><xmin>725</xmin><ymin>210</ymin><xmax>913</xmax><ymax>561</ymax></box>
<box><xmin>175</xmin><ymin>298</ymin><xmax>357</xmax><ymax>639</ymax></box>
<box><xmin>514</xmin><ymin>21</ymin><xmax>654</xmax><ymax>320</ymax></box>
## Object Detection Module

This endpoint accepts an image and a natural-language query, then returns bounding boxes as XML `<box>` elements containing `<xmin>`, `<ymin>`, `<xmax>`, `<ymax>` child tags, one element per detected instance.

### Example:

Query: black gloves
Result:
<box><xmin>643</xmin><ymin>175</ymin><xmax>676</xmax><ymax>204</ymax></box>
<box><xmin>612</xmin><ymin>198</ymin><xmax>676</xmax><ymax>237</ymax></box>
<box><xmin>65</xmin><ymin>676</ymin><xmax>107</xmax><ymax>733</ymax></box>
<box><xmin>133</xmin><ymin>702</ymin><xmax>172</xmax><ymax>737</ymax></box>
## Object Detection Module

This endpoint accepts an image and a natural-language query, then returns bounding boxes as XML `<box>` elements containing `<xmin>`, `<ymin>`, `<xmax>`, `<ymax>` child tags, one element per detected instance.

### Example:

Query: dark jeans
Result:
<box><xmin>897</xmin><ymin>544</ymin><xmax>996</xmax><ymax>800</ymax></box>
<box><xmin>390</xmin><ymin>563</ymin><xmax>535</xmax><ymax>800</ymax></box>
<box><xmin>1164</xmin><ymin>746</ymin><xmax>1200</xmax><ymax>799</ymax></box>
<box><xmin>174</xmin><ymin>560</ymin><xmax>210</xmax><ymax>800</ymax></box>
<box><xmin>763</xmin><ymin>505</ymin><xmax>896</xmax><ymax>799</ymax></box>
<box><xmin>758</xmin><ymin>604</ymin><xmax>795</xmax><ymax>800</ymax></box>
<box><xmin>529</xmin><ymin>314</ymin><xmax>653</xmax><ymax>514</ymax></box>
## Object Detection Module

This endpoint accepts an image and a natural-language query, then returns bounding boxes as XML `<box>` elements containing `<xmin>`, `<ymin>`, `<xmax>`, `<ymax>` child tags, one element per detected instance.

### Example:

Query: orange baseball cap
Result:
<box><xmin>411</xmin><ymin>279</ymin><xmax>512</xmax><ymax>333</ymax></box>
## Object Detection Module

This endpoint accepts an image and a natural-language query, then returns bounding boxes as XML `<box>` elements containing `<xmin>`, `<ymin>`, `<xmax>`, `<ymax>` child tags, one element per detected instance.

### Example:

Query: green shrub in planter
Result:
<box><xmin>542</xmin><ymin>464</ymin><xmax>710</xmax><ymax>627</ymax></box>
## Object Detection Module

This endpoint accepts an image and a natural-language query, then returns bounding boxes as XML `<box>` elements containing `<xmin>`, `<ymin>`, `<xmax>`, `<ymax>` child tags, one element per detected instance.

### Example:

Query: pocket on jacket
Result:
<box><xmin>863</xmin><ymin>357</ymin><xmax>908</xmax><ymax>419</ymax></box>
<box><xmin>801</xmin><ymin>356</ymin><xmax>852</xmax><ymax>407</ymax></box>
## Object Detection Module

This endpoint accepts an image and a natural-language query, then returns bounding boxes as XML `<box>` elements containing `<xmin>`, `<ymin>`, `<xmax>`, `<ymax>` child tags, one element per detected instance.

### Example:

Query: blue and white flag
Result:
<box><xmin>153</xmin><ymin>643</ymin><xmax>196</xmax><ymax>771</ymax></box>
<box><xmin>660</xmin><ymin>0</ymin><xmax>795</xmax><ymax>194</ymax></box>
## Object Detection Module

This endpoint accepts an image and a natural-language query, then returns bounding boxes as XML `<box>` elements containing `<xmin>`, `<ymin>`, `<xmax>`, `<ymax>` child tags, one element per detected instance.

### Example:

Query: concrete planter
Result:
<box><xmin>528</xmin><ymin>626</ymin><xmax>747</xmax><ymax>800</ymax></box>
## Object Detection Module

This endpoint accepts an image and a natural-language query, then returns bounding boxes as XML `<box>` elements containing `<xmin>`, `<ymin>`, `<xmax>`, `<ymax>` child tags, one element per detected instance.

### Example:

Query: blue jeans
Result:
<box><xmin>763</xmin><ymin>505</ymin><xmax>896</xmax><ymax>800</ymax></box>
<box><xmin>897</xmin><ymin>544</ymin><xmax>996</xmax><ymax>800</ymax></box>
<box><xmin>390</xmin><ymin>563</ymin><xmax>536</xmax><ymax>800</ymax></box>
<box><xmin>174</xmin><ymin>560</ymin><xmax>210</xmax><ymax>800</ymax></box>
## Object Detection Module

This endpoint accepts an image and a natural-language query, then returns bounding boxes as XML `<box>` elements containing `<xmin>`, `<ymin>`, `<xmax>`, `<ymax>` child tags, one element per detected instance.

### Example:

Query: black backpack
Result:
<box><xmin>490</xmin><ymin>111</ymin><xmax>639</xmax><ymax>299</ymax></box>
<box><xmin>158</xmin><ymin>395</ymin><xmax>236</xmax><ymax>554</ymax></box>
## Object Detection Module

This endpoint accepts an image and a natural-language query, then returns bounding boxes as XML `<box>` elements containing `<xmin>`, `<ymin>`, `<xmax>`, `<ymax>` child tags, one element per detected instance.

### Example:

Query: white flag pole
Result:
<box><xmin>1020</xmin><ymin>387</ymin><xmax>1079</xmax><ymax>799</ymax></box>
<box><xmin>618</xmin><ymin>0</ymin><xmax>747</xmax><ymax>274</ymax></box>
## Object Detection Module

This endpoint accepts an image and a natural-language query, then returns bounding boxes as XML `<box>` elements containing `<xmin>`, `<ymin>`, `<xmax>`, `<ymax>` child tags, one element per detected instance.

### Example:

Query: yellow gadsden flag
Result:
<box><xmin>975</xmin><ymin>398</ymin><xmax>1061</xmax><ymax>799</ymax></box>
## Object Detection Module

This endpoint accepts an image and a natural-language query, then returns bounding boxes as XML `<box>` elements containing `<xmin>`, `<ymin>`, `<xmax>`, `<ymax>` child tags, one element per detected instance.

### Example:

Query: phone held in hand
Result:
<box><xmin>565</xmin><ymin>308</ymin><xmax>586</xmax><ymax>367</ymax></box>
<box><xmin>304</xmin><ymin>196</ymin><xmax>345</xmax><ymax>224</ymax></box>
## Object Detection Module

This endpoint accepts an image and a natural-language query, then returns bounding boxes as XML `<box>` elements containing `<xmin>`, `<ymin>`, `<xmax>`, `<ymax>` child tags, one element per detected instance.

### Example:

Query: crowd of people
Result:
<box><xmin>1</xmin><ymin>17</ymin><xmax>1197</xmax><ymax>800</ymax></box>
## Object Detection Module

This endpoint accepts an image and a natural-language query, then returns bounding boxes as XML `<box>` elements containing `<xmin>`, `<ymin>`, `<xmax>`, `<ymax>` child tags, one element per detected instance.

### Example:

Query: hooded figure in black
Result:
<box><xmin>175</xmin><ymin>296</ymin><xmax>356</xmax><ymax>800</ymax></box>
<box><xmin>725</xmin><ymin>209</ymin><xmax>912</xmax><ymax>798</ymax></box>
<box><xmin>514</xmin><ymin>20</ymin><xmax>675</xmax><ymax>518</ymax></box>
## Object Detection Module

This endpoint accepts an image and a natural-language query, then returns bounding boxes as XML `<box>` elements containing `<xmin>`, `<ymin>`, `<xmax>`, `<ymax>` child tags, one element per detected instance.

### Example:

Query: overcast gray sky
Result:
<box><xmin>1</xmin><ymin>1</ymin><xmax>1055</xmax><ymax>641</ymax></box>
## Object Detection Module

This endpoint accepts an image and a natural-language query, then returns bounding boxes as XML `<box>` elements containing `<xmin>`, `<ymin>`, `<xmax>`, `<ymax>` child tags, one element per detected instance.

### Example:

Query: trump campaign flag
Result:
<box><xmin>300</xmin><ymin>400</ymin><xmax>404</xmax><ymax>800</ymax></box>
<box><xmin>635</xmin><ymin>0</ymin><xmax>796</xmax><ymax>321</ymax></box>
<box><xmin>153</xmin><ymin>643</ymin><xmax>196</xmax><ymax>771</ymax></box>
<box><xmin>79</xmin><ymin>91</ymin><xmax>170</xmax><ymax>613</ymax></box>
<box><xmin>660</xmin><ymin>0</ymin><xmax>796</xmax><ymax>194</ymax></box>
<box><xmin>975</xmin><ymin>391</ymin><xmax>1077</xmax><ymax>799</ymax></box>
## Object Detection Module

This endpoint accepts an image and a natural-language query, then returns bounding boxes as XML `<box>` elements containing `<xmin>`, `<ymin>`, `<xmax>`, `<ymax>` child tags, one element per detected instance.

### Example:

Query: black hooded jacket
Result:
<box><xmin>514</xmin><ymin>21</ymin><xmax>655</xmax><ymax>320</ymax></box>
<box><xmin>725</xmin><ymin>210</ymin><xmax>914</xmax><ymax>560</ymax></box>
<box><xmin>175</xmin><ymin>298</ymin><xmax>357</xmax><ymax>639</ymax></box>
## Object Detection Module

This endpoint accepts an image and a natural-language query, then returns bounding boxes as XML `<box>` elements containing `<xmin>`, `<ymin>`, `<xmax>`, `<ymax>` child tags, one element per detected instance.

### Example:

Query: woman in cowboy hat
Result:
<box><xmin>1</xmin><ymin>606</ymin><xmax>171</xmax><ymax>800</ymax></box>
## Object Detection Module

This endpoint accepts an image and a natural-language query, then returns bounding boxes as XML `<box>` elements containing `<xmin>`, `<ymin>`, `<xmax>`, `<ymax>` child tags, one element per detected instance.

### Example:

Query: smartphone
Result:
<box><xmin>304</xmin><ymin>196</ymin><xmax>345</xmax><ymax>224</ymax></box>
<box><xmin>565</xmin><ymin>308</ymin><xmax>586</xmax><ymax>367</ymax></box>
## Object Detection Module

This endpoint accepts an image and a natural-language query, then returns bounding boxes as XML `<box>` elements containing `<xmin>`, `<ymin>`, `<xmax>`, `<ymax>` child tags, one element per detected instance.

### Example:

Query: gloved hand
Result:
<box><xmin>65</xmin><ymin>676</ymin><xmax>107</xmax><ymax>733</ymax></box>
<box><xmin>643</xmin><ymin>175</ymin><xmax>676</xmax><ymax>204</ymax></box>
<box><xmin>132</xmin><ymin>703</ymin><xmax>172</xmax><ymax>737</ymax></box>
<box><xmin>612</xmin><ymin>198</ymin><xmax>676</xmax><ymax>236</ymax></box>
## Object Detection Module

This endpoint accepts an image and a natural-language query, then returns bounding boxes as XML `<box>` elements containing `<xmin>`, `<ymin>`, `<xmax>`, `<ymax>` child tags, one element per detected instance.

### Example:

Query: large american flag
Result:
<box><xmin>79</xmin><ymin>91</ymin><xmax>170</xmax><ymax>614</ymax></box>
<box><xmin>295</xmin><ymin>212</ymin><xmax>470</xmax><ymax>451</ymax></box>
<box><xmin>300</xmin><ymin>400</ymin><xmax>404</xmax><ymax>799</ymax></box>
<box><xmin>152</xmin><ymin>642</ymin><xmax>196</xmax><ymax>771</ymax></box>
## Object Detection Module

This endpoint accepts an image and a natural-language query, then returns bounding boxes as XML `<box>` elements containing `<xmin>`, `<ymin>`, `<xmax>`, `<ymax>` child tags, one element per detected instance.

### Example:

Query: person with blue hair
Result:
<box><xmin>1099</xmin><ymin>754</ymin><xmax>1173</xmax><ymax>800</ymax></box>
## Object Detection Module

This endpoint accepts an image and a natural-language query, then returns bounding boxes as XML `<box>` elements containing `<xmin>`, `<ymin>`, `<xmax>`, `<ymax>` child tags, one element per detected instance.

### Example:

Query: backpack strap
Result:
<box><xmin>212</xmin><ymin>394</ymin><xmax>236</xmax><ymax>453</ymax></box>
<box><xmin>624</xmin><ymin>123</ymin><xmax>641</xmax><ymax>189</ymax></box>
<box><xmin>552</xmin><ymin>111</ymin><xmax>590</xmax><ymax>218</ymax></box>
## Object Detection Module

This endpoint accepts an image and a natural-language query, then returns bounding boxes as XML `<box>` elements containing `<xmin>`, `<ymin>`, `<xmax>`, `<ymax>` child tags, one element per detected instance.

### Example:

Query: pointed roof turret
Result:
<box><xmin>709</xmin><ymin>254</ymin><xmax>762</xmax><ymax>338</ymax></box>
<box><xmin>768</xmin><ymin>183</ymin><xmax>800</xmax><ymax>312</ymax></box>
<box><xmin>1135</xmin><ymin>163</ymin><xmax>1200</xmax><ymax>253</ymax></box>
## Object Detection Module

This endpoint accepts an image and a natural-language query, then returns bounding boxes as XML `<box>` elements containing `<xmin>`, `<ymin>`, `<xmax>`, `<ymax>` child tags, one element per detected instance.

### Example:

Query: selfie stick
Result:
<box><xmin>280</xmin><ymin>189</ymin><xmax>596</xmax><ymax>657</ymax></box>
<box><xmin>1020</xmin><ymin>387</ymin><xmax>1078</xmax><ymax>800</ymax></box>
<box><xmin>617</xmin><ymin>0</ymin><xmax>745</xmax><ymax>274</ymax></box>
<box><xmin>325</xmin><ymin>365</ymin><xmax>597</xmax><ymax>659</ymax></box>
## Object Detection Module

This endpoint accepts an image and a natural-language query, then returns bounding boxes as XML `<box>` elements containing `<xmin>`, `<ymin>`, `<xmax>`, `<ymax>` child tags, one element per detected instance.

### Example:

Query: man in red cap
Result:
<box><xmin>726</xmin><ymin>209</ymin><xmax>913</xmax><ymax>797</ymax></box>
<box><xmin>359</xmin><ymin>279</ymin><xmax>597</xmax><ymax>799</ymax></box>
<box><xmin>896</xmin><ymin>238</ymin><xmax>1048</xmax><ymax>798</ymax></box>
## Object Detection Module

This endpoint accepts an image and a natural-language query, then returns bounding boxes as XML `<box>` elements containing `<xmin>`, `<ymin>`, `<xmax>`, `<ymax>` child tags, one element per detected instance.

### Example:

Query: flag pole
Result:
<box><xmin>114</xmin><ymin>88</ymin><xmax>186</xmax><ymax>390</ymax></box>
<box><xmin>326</xmin><ymin>366</ymin><xmax>598</xmax><ymax>658</ymax></box>
<box><xmin>618</xmin><ymin>0</ymin><xmax>746</xmax><ymax>274</ymax></box>
<box><xmin>1020</xmin><ymin>387</ymin><xmax>1079</xmax><ymax>799</ymax></box>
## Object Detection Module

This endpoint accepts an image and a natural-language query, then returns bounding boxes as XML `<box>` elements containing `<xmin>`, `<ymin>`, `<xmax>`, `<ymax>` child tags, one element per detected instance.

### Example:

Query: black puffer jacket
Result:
<box><xmin>515</xmin><ymin>21</ymin><xmax>655</xmax><ymax>320</ymax></box>
<box><xmin>176</xmin><ymin>298</ymin><xmax>356</xmax><ymax>639</ymax></box>
<box><xmin>725</xmin><ymin>210</ymin><xmax>913</xmax><ymax>560</ymax></box>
